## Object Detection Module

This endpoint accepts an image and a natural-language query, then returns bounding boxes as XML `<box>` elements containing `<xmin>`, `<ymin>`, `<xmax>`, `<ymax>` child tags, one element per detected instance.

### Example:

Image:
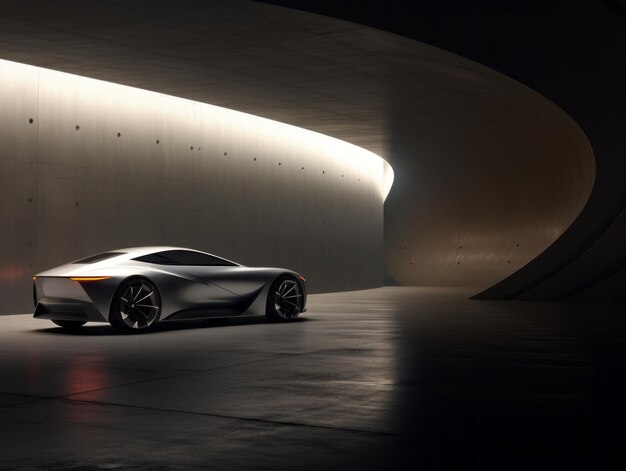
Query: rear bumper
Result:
<box><xmin>33</xmin><ymin>276</ymin><xmax>112</xmax><ymax>323</ymax></box>
<box><xmin>34</xmin><ymin>298</ymin><xmax>107</xmax><ymax>322</ymax></box>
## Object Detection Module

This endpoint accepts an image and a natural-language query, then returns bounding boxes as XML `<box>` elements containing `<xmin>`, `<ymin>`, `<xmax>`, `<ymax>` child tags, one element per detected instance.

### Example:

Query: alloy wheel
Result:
<box><xmin>273</xmin><ymin>279</ymin><xmax>302</xmax><ymax>319</ymax></box>
<box><xmin>119</xmin><ymin>279</ymin><xmax>160</xmax><ymax>329</ymax></box>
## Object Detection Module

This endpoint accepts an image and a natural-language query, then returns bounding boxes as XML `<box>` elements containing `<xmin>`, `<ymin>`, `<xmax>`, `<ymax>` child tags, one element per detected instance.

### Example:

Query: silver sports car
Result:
<box><xmin>32</xmin><ymin>247</ymin><xmax>307</xmax><ymax>332</ymax></box>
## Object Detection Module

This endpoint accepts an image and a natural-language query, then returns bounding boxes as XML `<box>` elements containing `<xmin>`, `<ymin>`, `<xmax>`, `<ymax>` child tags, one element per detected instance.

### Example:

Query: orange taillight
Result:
<box><xmin>69</xmin><ymin>276</ymin><xmax>111</xmax><ymax>282</ymax></box>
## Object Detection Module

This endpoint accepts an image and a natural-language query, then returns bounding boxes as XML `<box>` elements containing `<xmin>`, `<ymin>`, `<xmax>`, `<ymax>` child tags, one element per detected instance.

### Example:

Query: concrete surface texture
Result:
<box><xmin>0</xmin><ymin>0</ymin><xmax>595</xmax><ymax>294</ymax></box>
<box><xmin>1</xmin><ymin>287</ymin><xmax>625</xmax><ymax>470</ymax></box>
<box><xmin>0</xmin><ymin>58</ymin><xmax>389</xmax><ymax>315</ymax></box>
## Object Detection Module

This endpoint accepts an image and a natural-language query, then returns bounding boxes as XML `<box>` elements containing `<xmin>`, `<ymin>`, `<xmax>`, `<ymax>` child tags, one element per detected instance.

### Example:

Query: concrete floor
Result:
<box><xmin>1</xmin><ymin>287</ymin><xmax>625</xmax><ymax>470</ymax></box>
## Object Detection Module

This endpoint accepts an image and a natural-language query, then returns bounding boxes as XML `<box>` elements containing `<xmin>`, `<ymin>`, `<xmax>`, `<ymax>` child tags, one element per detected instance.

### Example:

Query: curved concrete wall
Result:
<box><xmin>0</xmin><ymin>58</ymin><xmax>391</xmax><ymax>314</ymax></box>
<box><xmin>0</xmin><ymin>1</ymin><xmax>605</xmax><ymax>299</ymax></box>
<box><xmin>261</xmin><ymin>0</ymin><xmax>626</xmax><ymax>300</ymax></box>
<box><xmin>383</xmin><ymin>57</ymin><xmax>595</xmax><ymax>289</ymax></box>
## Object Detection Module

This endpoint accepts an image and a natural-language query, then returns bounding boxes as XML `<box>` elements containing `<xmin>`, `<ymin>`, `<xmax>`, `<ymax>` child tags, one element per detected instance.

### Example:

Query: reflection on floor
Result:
<box><xmin>0</xmin><ymin>287</ymin><xmax>624</xmax><ymax>469</ymax></box>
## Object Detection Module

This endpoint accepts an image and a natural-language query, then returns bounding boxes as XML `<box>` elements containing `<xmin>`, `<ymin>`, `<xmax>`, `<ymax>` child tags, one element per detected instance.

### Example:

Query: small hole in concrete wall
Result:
<box><xmin>224</xmin><ymin>152</ymin><xmax>228</xmax><ymax>156</ymax></box>
<box><xmin>156</xmin><ymin>139</ymin><xmax>160</xmax><ymax>144</ymax></box>
<box><xmin>516</xmin><ymin>243</ymin><xmax>520</xmax><ymax>247</ymax></box>
<box><xmin>28</xmin><ymin>198</ymin><xmax>33</xmax><ymax>202</ymax></box>
<box><xmin>459</xmin><ymin>246</ymin><xmax>463</xmax><ymax>249</ymax></box>
<box><xmin>253</xmin><ymin>157</ymin><xmax>257</xmax><ymax>161</ymax></box>
<box><xmin>75</xmin><ymin>125</ymin><xmax>80</xmax><ymax>131</ymax></box>
<box><xmin>457</xmin><ymin>261</ymin><xmax>461</xmax><ymax>265</ymax></box>
<box><xmin>507</xmin><ymin>260</ymin><xmax>511</xmax><ymax>264</ymax></box>
<box><xmin>341</xmin><ymin>174</ymin><xmax>344</xmax><ymax>178</ymax></box>
<box><xmin>301</xmin><ymin>167</ymin><xmax>304</xmax><ymax>171</ymax></box>
<box><xmin>190</xmin><ymin>146</ymin><xmax>194</xmax><ymax>150</ymax></box>
<box><xmin>198</xmin><ymin>147</ymin><xmax>201</xmax><ymax>151</ymax></box>
<box><xmin>322</xmin><ymin>170</ymin><xmax>325</xmax><ymax>174</ymax></box>
<box><xmin>28</xmin><ymin>118</ymin><xmax>33</xmax><ymax>124</ymax></box>
<box><xmin>278</xmin><ymin>162</ymin><xmax>282</xmax><ymax>166</ymax></box>
<box><xmin>117</xmin><ymin>132</ymin><xmax>121</xmax><ymax>138</ymax></box>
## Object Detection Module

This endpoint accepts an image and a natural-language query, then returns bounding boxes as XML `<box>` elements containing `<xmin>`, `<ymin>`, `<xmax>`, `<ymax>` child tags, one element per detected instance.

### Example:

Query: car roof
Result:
<box><xmin>112</xmin><ymin>246</ymin><xmax>240</xmax><ymax>266</ymax></box>
<box><xmin>116</xmin><ymin>246</ymin><xmax>200</xmax><ymax>257</ymax></box>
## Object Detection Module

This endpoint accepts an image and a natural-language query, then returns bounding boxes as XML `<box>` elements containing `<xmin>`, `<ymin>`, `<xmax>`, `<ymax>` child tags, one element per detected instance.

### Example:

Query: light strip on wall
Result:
<box><xmin>0</xmin><ymin>58</ymin><xmax>394</xmax><ymax>201</ymax></box>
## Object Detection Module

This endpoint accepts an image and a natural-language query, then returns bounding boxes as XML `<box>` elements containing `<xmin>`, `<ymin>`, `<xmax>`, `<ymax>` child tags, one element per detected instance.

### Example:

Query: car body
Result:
<box><xmin>32</xmin><ymin>247</ymin><xmax>307</xmax><ymax>332</ymax></box>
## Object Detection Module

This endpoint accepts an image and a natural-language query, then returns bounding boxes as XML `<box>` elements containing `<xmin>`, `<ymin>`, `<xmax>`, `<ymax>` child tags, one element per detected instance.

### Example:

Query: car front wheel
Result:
<box><xmin>266</xmin><ymin>276</ymin><xmax>303</xmax><ymax>322</ymax></box>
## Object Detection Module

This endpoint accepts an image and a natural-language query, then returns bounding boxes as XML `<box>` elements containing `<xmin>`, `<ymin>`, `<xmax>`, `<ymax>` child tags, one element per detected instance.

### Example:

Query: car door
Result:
<box><xmin>145</xmin><ymin>250</ymin><xmax>257</xmax><ymax>317</ymax></box>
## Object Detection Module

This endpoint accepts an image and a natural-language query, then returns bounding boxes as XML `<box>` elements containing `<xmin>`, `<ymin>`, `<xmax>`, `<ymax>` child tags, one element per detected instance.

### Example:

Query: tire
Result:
<box><xmin>266</xmin><ymin>275</ymin><xmax>304</xmax><ymax>322</ymax></box>
<box><xmin>109</xmin><ymin>277</ymin><xmax>161</xmax><ymax>333</ymax></box>
<box><xmin>52</xmin><ymin>320</ymin><xmax>86</xmax><ymax>330</ymax></box>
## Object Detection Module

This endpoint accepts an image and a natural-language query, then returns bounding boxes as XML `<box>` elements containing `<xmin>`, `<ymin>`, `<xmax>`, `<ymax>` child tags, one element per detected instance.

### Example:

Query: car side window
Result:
<box><xmin>134</xmin><ymin>250</ymin><xmax>236</xmax><ymax>266</ymax></box>
<box><xmin>72</xmin><ymin>252</ymin><xmax>126</xmax><ymax>264</ymax></box>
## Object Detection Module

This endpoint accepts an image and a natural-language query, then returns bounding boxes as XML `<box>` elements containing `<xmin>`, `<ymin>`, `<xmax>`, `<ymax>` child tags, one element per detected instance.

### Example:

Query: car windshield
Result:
<box><xmin>71</xmin><ymin>252</ymin><xmax>126</xmax><ymax>264</ymax></box>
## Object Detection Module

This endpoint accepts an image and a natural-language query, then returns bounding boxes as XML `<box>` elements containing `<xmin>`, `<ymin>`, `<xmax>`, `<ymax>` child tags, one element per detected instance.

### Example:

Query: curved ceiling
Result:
<box><xmin>0</xmin><ymin>0</ymin><xmax>597</xmax><ymax>292</ymax></box>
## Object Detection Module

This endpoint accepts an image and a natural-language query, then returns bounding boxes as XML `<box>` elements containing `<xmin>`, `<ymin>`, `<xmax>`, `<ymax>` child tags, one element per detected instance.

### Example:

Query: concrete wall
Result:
<box><xmin>0</xmin><ymin>59</ymin><xmax>391</xmax><ymax>314</ymax></box>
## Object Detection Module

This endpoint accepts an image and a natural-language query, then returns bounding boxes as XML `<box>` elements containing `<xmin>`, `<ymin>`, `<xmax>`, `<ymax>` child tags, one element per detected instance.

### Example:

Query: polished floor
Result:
<box><xmin>1</xmin><ymin>287</ymin><xmax>625</xmax><ymax>470</ymax></box>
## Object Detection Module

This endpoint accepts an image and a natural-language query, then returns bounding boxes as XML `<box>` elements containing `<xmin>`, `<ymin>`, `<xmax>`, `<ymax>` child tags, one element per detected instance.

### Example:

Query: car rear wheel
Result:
<box><xmin>109</xmin><ymin>278</ymin><xmax>161</xmax><ymax>333</ymax></box>
<box><xmin>266</xmin><ymin>276</ymin><xmax>303</xmax><ymax>322</ymax></box>
<box><xmin>52</xmin><ymin>320</ymin><xmax>86</xmax><ymax>330</ymax></box>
